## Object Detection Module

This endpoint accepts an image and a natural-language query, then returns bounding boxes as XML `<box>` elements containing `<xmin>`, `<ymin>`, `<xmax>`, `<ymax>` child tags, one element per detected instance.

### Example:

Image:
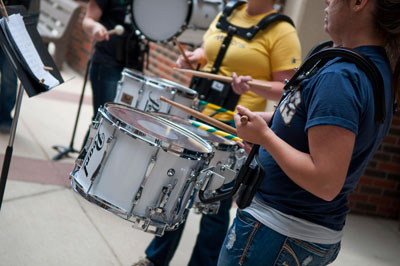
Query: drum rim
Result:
<box><xmin>70</xmin><ymin>178</ymin><xmax>177</xmax><ymax>236</ymax></box>
<box><xmin>101</xmin><ymin>103</ymin><xmax>213</xmax><ymax>159</ymax></box>
<box><xmin>122</xmin><ymin>68</ymin><xmax>147</xmax><ymax>81</ymax></box>
<box><xmin>131</xmin><ymin>0</ymin><xmax>193</xmax><ymax>43</ymax></box>
<box><xmin>155</xmin><ymin>77</ymin><xmax>198</xmax><ymax>98</ymax></box>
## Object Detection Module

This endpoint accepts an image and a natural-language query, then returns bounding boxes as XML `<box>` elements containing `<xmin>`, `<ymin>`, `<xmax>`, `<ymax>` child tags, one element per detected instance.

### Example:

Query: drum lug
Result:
<box><xmin>149</xmin><ymin>180</ymin><xmax>177</xmax><ymax>216</ymax></box>
<box><xmin>131</xmin><ymin>151</ymin><xmax>159</xmax><ymax>212</ymax></box>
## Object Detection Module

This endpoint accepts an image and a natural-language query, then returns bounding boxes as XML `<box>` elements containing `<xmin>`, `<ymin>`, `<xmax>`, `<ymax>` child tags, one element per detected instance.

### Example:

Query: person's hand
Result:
<box><xmin>232</xmin><ymin>72</ymin><xmax>252</xmax><ymax>95</ymax></box>
<box><xmin>175</xmin><ymin>48</ymin><xmax>205</xmax><ymax>69</ymax></box>
<box><xmin>92</xmin><ymin>22</ymin><xmax>109</xmax><ymax>42</ymax></box>
<box><xmin>237</xmin><ymin>141</ymin><xmax>253</xmax><ymax>154</ymax></box>
<box><xmin>233</xmin><ymin>105</ymin><xmax>270</xmax><ymax>145</ymax></box>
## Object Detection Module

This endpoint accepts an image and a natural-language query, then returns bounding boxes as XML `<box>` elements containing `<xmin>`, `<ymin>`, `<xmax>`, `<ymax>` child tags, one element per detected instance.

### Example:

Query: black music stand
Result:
<box><xmin>51</xmin><ymin>57</ymin><xmax>91</xmax><ymax>160</ymax></box>
<box><xmin>0</xmin><ymin>6</ymin><xmax>63</xmax><ymax>210</ymax></box>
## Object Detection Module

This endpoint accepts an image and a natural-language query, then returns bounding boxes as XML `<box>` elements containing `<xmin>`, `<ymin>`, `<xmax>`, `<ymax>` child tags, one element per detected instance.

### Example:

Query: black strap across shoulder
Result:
<box><xmin>212</xmin><ymin>0</ymin><xmax>295</xmax><ymax>72</ymax></box>
<box><xmin>284</xmin><ymin>46</ymin><xmax>386</xmax><ymax>124</ymax></box>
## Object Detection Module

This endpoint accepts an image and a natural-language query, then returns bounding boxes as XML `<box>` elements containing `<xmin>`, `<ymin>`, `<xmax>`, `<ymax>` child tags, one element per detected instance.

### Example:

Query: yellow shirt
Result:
<box><xmin>201</xmin><ymin>4</ymin><xmax>301</xmax><ymax>121</ymax></box>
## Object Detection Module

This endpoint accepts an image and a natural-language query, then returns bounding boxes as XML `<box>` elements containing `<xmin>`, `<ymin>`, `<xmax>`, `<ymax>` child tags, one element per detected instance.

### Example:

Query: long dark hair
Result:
<box><xmin>373</xmin><ymin>0</ymin><xmax>400</xmax><ymax>108</ymax></box>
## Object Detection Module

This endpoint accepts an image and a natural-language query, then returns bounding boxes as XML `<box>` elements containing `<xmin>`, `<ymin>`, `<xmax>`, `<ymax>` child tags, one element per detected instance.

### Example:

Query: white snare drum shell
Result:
<box><xmin>71</xmin><ymin>104</ymin><xmax>213</xmax><ymax>234</ymax></box>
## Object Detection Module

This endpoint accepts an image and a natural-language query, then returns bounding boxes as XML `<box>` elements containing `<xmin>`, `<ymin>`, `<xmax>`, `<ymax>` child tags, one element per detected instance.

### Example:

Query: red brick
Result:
<box><xmin>357</xmin><ymin>177</ymin><xmax>377</xmax><ymax>188</ymax></box>
<box><xmin>373</xmin><ymin>179</ymin><xmax>398</xmax><ymax>189</ymax></box>
<box><xmin>348</xmin><ymin>193</ymin><xmax>369</xmax><ymax>202</ymax></box>
<box><xmin>368</xmin><ymin>196</ymin><xmax>394</xmax><ymax>206</ymax></box>
<box><xmin>378</xmin><ymin>162</ymin><xmax>400</xmax><ymax>173</ymax></box>
<box><xmin>383</xmin><ymin>136</ymin><xmax>398</xmax><ymax>144</ymax></box>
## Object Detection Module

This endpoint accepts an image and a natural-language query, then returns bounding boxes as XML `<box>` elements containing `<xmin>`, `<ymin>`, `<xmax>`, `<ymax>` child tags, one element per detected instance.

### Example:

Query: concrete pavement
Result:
<box><xmin>0</xmin><ymin>65</ymin><xmax>399</xmax><ymax>266</ymax></box>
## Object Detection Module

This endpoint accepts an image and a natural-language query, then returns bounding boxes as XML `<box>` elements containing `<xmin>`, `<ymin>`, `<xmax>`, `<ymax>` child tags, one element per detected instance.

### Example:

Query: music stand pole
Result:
<box><xmin>51</xmin><ymin>59</ymin><xmax>91</xmax><ymax>161</ymax></box>
<box><xmin>0</xmin><ymin>82</ymin><xmax>24</xmax><ymax>210</ymax></box>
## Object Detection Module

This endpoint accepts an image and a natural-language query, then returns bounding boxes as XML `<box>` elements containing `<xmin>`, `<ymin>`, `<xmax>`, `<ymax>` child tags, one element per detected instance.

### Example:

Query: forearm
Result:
<box><xmin>260</xmin><ymin>129</ymin><xmax>343</xmax><ymax>201</ymax></box>
<box><xmin>250</xmin><ymin>81</ymin><xmax>284</xmax><ymax>101</ymax></box>
<box><xmin>82</xmin><ymin>17</ymin><xmax>98</xmax><ymax>36</ymax></box>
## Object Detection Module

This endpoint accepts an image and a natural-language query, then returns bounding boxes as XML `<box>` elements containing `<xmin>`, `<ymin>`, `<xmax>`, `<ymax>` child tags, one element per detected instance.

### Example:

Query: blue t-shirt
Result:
<box><xmin>257</xmin><ymin>46</ymin><xmax>393</xmax><ymax>231</ymax></box>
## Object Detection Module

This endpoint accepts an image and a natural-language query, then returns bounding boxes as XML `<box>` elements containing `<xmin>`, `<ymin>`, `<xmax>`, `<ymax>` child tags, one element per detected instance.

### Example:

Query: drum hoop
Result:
<box><xmin>122</xmin><ymin>69</ymin><xmax>147</xmax><ymax>82</ymax></box>
<box><xmin>102</xmin><ymin>104</ymin><xmax>213</xmax><ymax>159</ymax></box>
<box><xmin>71</xmin><ymin>178</ymin><xmax>170</xmax><ymax>233</ymax></box>
<box><xmin>157</xmin><ymin>78</ymin><xmax>198</xmax><ymax>98</ymax></box>
<box><xmin>145</xmin><ymin>78</ymin><xmax>168</xmax><ymax>91</ymax></box>
<box><xmin>131</xmin><ymin>0</ymin><xmax>193</xmax><ymax>43</ymax></box>
<box><xmin>212</xmin><ymin>142</ymin><xmax>238</xmax><ymax>152</ymax></box>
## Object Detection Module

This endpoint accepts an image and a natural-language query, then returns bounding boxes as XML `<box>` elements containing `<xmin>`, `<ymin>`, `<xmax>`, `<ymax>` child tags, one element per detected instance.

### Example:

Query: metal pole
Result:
<box><xmin>0</xmin><ymin>82</ymin><xmax>24</xmax><ymax>210</ymax></box>
<box><xmin>51</xmin><ymin>59</ymin><xmax>91</xmax><ymax>160</ymax></box>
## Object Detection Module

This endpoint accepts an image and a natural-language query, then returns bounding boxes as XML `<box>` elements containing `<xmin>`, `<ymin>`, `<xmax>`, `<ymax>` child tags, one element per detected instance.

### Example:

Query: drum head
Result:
<box><xmin>132</xmin><ymin>0</ymin><xmax>191</xmax><ymax>42</ymax></box>
<box><xmin>104</xmin><ymin>104</ymin><xmax>212</xmax><ymax>154</ymax></box>
<box><xmin>155</xmin><ymin>113</ymin><xmax>236</xmax><ymax>150</ymax></box>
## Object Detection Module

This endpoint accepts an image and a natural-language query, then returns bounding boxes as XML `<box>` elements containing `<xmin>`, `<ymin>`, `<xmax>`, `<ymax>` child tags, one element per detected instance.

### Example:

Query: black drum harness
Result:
<box><xmin>199</xmin><ymin>41</ymin><xmax>387</xmax><ymax>209</ymax></box>
<box><xmin>191</xmin><ymin>0</ymin><xmax>294</xmax><ymax>113</ymax></box>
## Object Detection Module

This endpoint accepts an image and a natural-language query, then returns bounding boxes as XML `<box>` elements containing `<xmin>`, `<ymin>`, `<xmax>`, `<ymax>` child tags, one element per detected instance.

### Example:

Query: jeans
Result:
<box><xmin>218</xmin><ymin>210</ymin><xmax>341</xmax><ymax>266</ymax></box>
<box><xmin>89</xmin><ymin>62</ymin><xmax>123</xmax><ymax>118</ymax></box>
<box><xmin>146</xmin><ymin>197</ymin><xmax>233</xmax><ymax>266</ymax></box>
<box><xmin>0</xmin><ymin>48</ymin><xmax>17</xmax><ymax>126</ymax></box>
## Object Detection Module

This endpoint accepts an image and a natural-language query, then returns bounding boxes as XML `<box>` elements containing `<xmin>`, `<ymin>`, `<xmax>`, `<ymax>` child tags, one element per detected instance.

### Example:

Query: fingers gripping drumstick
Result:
<box><xmin>160</xmin><ymin>96</ymin><xmax>238</xmax><ymax>136</ymax></box>
<box><xmin>174</xmin><ymin>37</ymin><xmax>195</xmax><ymax>70</ymax></box>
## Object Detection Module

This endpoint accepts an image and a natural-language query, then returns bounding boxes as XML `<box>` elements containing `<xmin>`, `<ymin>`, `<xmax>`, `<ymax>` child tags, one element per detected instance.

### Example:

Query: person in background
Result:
<box><xmin>222</xmin><ymin>0</ymin><xmax>399</xmax><ymax>265</ymax></box>
<box><xmin>0</xmin><ymin>0</ymin><xmax>40</xmax><ymax>133</ymax></box>
<box><xmin>133</xmin><ymin>0</ymin><xmax>301</xmax><ymax>265</ymax></box>
<box><xmin>82</xmin><ymin>0</ymin><xmax>145</xmax><ymax>120</ymax></box>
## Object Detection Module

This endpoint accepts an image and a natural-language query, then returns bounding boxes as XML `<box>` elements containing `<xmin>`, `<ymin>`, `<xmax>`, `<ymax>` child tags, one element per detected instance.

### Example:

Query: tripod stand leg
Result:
<box><xmin>52</xmin><ymin>59</ymin><xmax>91</xmax><ymax>161</ymax></box>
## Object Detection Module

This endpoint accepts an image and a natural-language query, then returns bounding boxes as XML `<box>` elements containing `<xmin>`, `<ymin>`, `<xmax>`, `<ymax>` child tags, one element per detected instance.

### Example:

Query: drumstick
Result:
<box><xmin>193</xmin><ymin>99</ymin><xmax>249</xmax><ymax>124</ymax></box>
<box><xmin>0</xmin><ymin>0</ymin><xmax>9</xmax><ymax>21</ymax></box>
<box><xmin>173</xmin><ymin>37</ymin><xmax>195</xmax><ymax>70</ymax></box>
<box><xmin>160</xmin><ymin>96</ymin><xmax>237</xmax><ymax>136</ymax></box>
<box><xmin>240</xmin><ymin>116</ymin><xmax>249</xmax><ymax>125</ymax></box>
<box><xmin>194</xmin><ymin>99</ymin><xmax>236</xmax><ymax>116</ymax></box>
<box><xmin>174</xmin><ymin>68</ymin><xmax>272</xmax><ymax>89</ymax></box>
<box><xmin>190</xmin><ymin>120</ymin><xmax>243</xmax><ymax>142</ymax></box>
<box><xmin>107</xmin><ymin>24</ymin><xmax>124</xmax><ymax>36</ymax></box>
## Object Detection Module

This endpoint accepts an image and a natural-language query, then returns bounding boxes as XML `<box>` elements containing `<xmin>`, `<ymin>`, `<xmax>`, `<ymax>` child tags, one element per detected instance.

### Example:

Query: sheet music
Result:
<box><xmin>5</xmin><ymin>14</ymin><xmax>59</xmax><ymax>88</ymax></box>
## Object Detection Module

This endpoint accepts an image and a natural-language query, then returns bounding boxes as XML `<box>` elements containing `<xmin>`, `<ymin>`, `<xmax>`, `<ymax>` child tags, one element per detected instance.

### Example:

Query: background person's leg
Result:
<box><xmin>188</xmin><ymin>197</ymin><xmax>233</xmax><ymax>266</ymax></box>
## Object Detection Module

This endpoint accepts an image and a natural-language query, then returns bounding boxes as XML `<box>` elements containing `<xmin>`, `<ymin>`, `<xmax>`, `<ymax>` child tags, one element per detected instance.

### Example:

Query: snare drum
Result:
<box><xmin>155</xmin><ymin>113</ymin><xmax>238</xmax><ymax>214</ymax></box>
<box><xmin>115</xmin><ymin>69</ymin><xmax>197</xmax><ymax>119</ymax></box>
<box><xmin>131</xmin><ymin>0</ymin><xmax>223</xmax><ymax>42</ymax></box>
<box><xmin>70</xmin><ymin>104</ymin><xmax>213</xmax><ymax>236</ymax></box>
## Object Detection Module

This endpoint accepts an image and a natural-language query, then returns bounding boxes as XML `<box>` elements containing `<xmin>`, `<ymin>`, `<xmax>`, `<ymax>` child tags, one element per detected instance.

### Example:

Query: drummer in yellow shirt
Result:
<box><xmin>178</xmin><ymin>2</ymin><xmax>301</xmax><ymax>122</ymax></box>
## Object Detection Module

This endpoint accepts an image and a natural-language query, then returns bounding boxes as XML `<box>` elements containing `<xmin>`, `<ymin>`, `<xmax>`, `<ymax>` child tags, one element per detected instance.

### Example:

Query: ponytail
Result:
<box><xmin>373</xmin><ymin>0</ymin><xmax>400</xmax><ymax>108</ymax></box>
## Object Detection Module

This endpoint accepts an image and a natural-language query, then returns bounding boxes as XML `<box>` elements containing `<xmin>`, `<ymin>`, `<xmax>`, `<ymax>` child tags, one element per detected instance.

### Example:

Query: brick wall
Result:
<box><xmin>349</xmin><ymin>112</ymin><xmax>400</xmax><ymax>218</ymax></box>
<box><xmin>146</xmin><ymin>42</ymin><xmax>192</xmax><ymax>86</ymax></box>
<box><xmin>66</xmin><ymin>1</ymin><xmax>93</xmax><ymax>74</ymax></box>
<box><xmin>65</xmin><ymin>2</ymin><xmax>400</xmax><ymax>225</ymax></box>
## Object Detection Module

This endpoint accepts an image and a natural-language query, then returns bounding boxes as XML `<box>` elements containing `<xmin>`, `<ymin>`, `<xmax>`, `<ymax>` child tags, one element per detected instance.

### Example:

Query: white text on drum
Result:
<box><xmin>83</xmin><ymin>131</ymin><xmax>106</xmax><ymax>177</ymax></box>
